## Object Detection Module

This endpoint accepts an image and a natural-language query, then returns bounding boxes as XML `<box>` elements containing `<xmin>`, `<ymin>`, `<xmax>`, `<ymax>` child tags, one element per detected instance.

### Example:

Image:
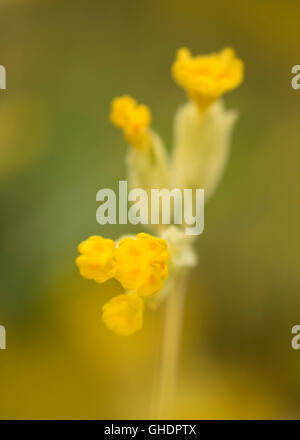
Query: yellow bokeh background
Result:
<box><xmin>0</xmin><ymin>0</ymin><xmax>300</xmax><ymax>419</ymax></box>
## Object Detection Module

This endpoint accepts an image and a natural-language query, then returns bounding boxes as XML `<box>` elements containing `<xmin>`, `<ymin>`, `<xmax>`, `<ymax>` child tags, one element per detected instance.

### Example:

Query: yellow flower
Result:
<box><xmin>172</xmin><ymin>47</ymin><xmax>244</xmax><ymax>110</ymax></box>
<box><xmin>76</xmin><ymin>236</ymin><xmax>116</xmax><ymax>283</ymax></box>
<box><xmin>110</xmin><ymin>95</ymin><xmax>151</xmax><ymax>150</ymax></box>
<box><xmin>102</xmin><ymin>292</ymin><xmax>144</xmax><ymax>336</ymax></box>
<box><xmin>114</xmin><ymin>233</ymin><xmax>169</xmax><ymax>297</ymax></box>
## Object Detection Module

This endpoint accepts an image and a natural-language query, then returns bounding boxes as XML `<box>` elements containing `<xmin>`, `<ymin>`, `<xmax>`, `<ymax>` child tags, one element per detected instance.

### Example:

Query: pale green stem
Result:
<box><xmin>151</xmin><ymin>271</ymin><xmax>187</xmax><ymax>419</ymax></box>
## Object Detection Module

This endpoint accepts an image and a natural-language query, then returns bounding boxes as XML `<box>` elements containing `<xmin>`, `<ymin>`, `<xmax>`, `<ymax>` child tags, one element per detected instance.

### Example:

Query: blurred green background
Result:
<box><xmin>0</xmin><ymin>0</ymin><xmax>300</xmax><ymax>419</ymax></box>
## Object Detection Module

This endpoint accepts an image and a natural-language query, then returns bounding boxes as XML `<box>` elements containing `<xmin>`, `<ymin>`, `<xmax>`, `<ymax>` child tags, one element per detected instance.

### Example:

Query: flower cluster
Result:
<box><xmin>76</xmin><ymin>233</ymin><xmax>169</xmax><ymax>335</ymax></box>
<box><xmin>77</xmin><ymin>47</ymin><xmax>244</xmax><ymax>335</ymax></box>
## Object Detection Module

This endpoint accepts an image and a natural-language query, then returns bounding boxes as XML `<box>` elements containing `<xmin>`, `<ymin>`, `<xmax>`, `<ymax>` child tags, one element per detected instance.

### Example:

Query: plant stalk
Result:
<box><xmin>151</xmin><ymin>271</ymin><xmax>187</xmax><ymax>418</ymax></box>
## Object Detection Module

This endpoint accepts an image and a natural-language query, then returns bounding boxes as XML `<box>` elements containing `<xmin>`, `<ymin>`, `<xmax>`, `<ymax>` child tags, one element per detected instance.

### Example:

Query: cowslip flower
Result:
<box><xmin>76</xmin><ymin>236</ymin><xmax>116</xmax><ymax>283</ymax></box>
<box><xmin>102</xmin><ymin>292</ymin><xmax>144</xmax><ymax>336</ymax></box>
<box><xmin>172</xmin><ymin>47</ymin><xmax>243</xmax><ymax>110</ymax></box>
<box><xmin>110</xmin><ymin>95</ymin><xmax>151</xmax><ymax>150</ymax></box>
<box><xmin>114</xmin><ymin>233</ymin><xmax>169</xmax><ymax>297</ymax></box>
<box><xmin>110</xmin><ymin>96</ymin><xmax>171</xmax><ymax>228</ymax></box>
<box><xmin>77</xmin><ymin>46</ymin><xmax>244</xmax><ymax>417</ymax></box>
<box><xmin>171</xmin><ymin>47</ymin><xmax>243</xmax><ymax>201</ymax></box>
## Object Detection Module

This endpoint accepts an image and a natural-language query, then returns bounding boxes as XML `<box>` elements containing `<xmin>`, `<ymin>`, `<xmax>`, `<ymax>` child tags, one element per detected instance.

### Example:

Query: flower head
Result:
<box><xmin>102</xmin><ymin>292</ymin><xmax>144</xmax><ymax>336</ymax></box>
<box><xmin>77</xmin><ymin>46</ymin><xmax>244</xmax><ymax>337</ymax></box>
<box><xmin>76</xmin><ymin>236</ymin><xmax>116</xmax><ymax>283</ymax></box>
<box><xmin>115</xmin><ymin>233</ymin><xmax>169</xmax><ymax>297</ymax></box>
<box><xmin>172</xmin><ymin>47</ymin><xmax>244</xmax><ymax>110</ymax></box>
<box><xmin>110</xmin><ymin>95</ymin><xmax>151</xmax><ymax>150</ymax></box>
